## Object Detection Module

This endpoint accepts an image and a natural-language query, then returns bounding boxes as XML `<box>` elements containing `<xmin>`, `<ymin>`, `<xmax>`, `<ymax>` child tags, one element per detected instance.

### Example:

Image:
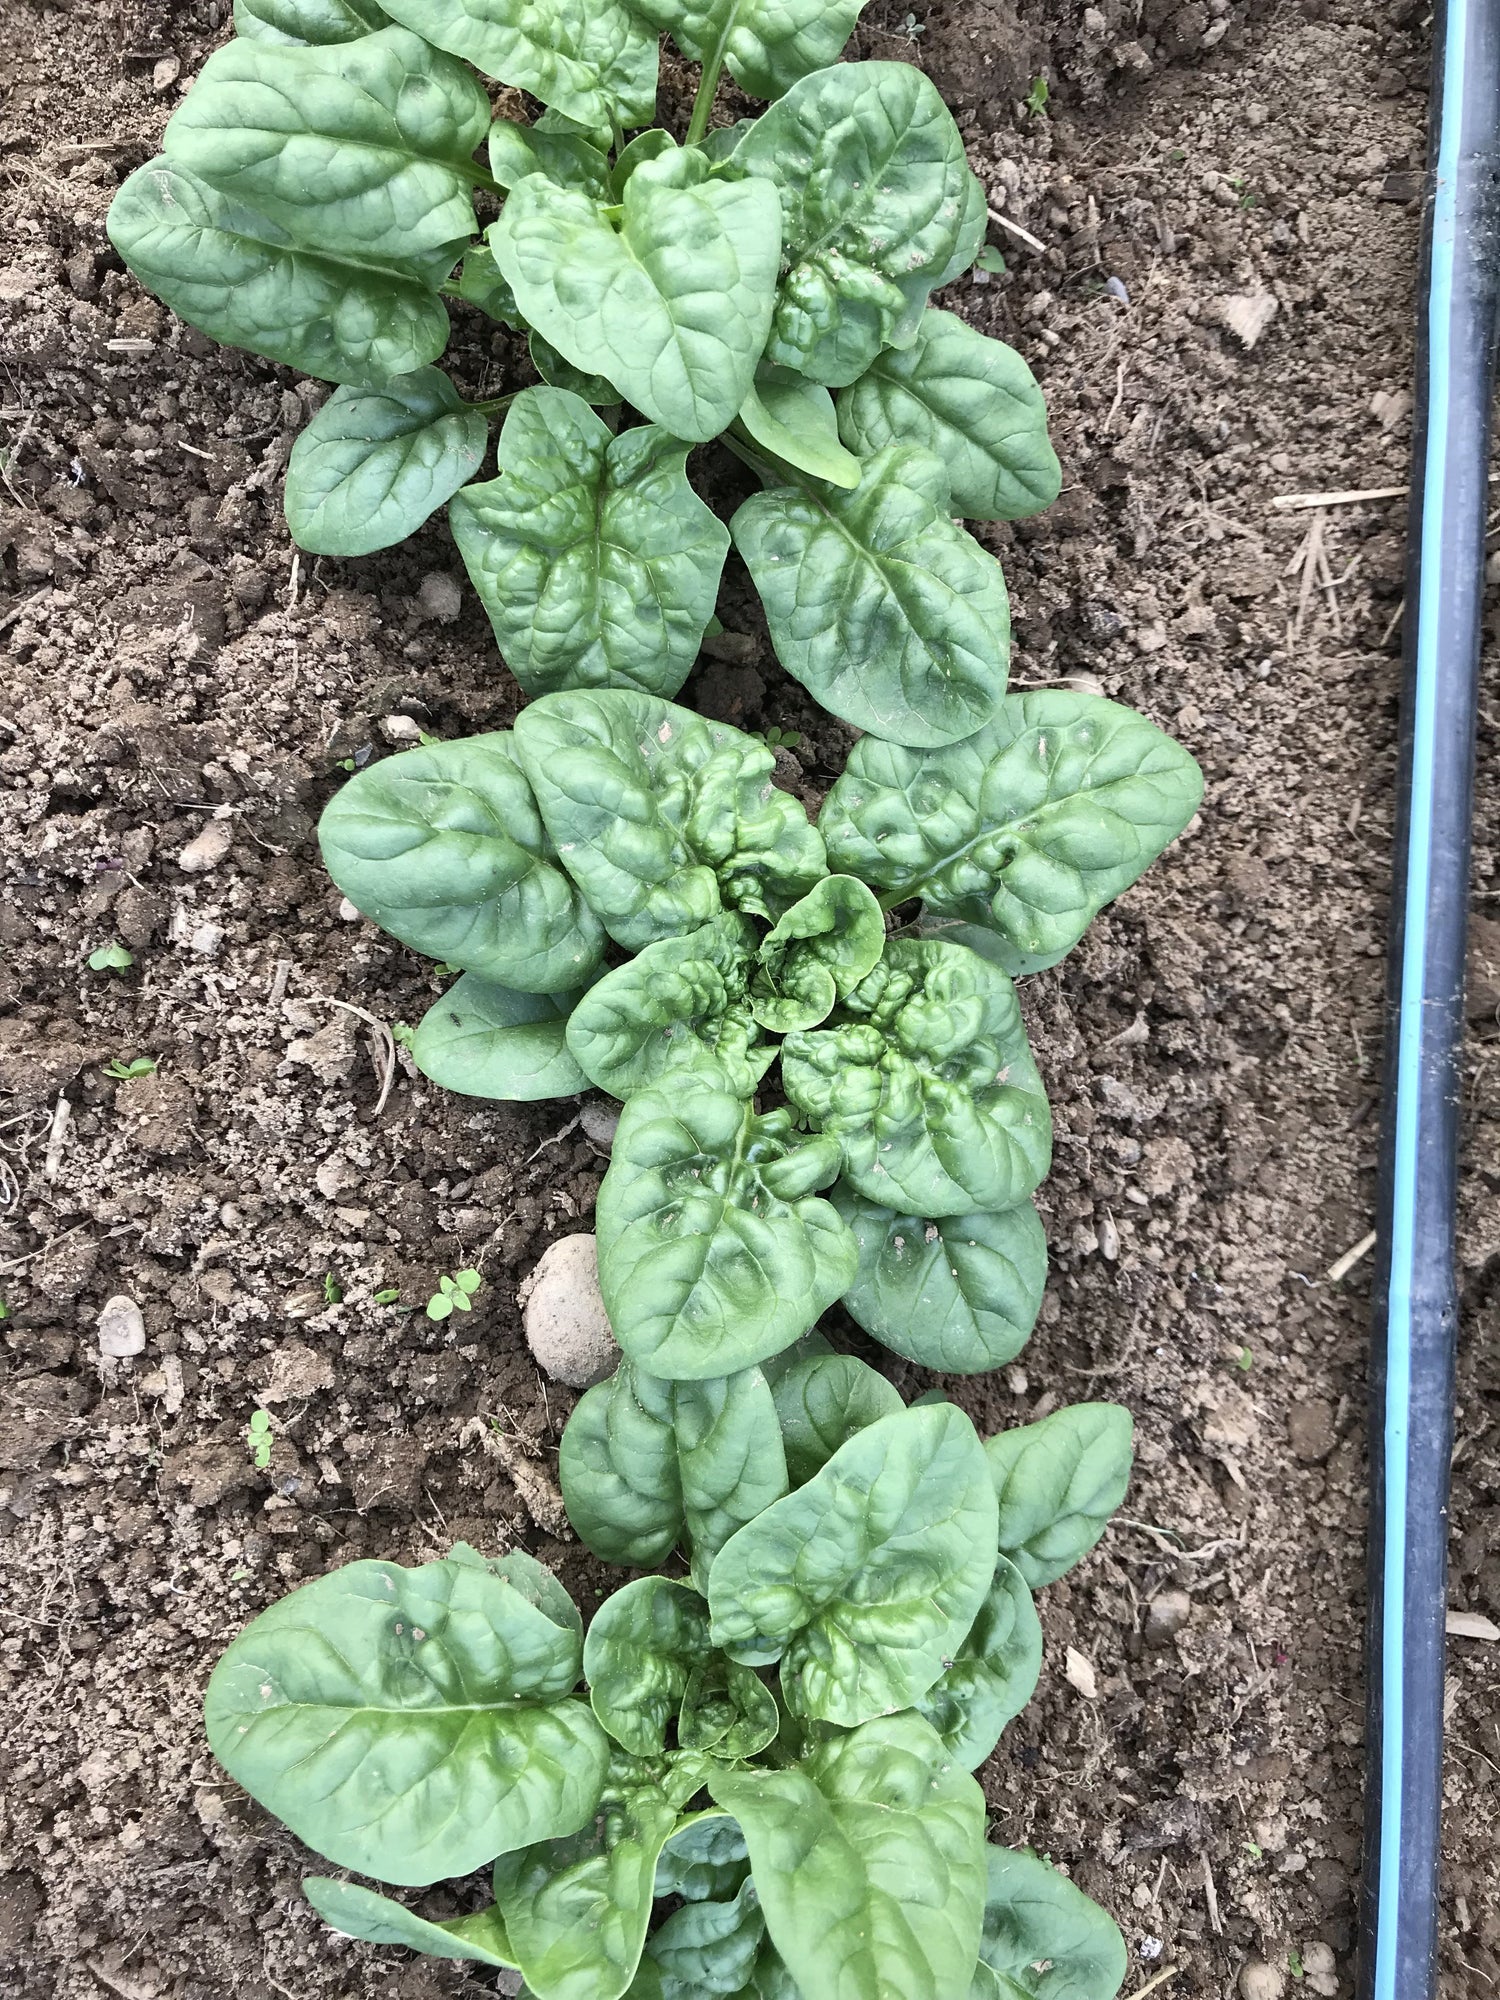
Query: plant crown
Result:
<box><xmin>207</xmin><ymin>1390</ymin><xmax>1134</xmax><ymax>2000</ymax></box>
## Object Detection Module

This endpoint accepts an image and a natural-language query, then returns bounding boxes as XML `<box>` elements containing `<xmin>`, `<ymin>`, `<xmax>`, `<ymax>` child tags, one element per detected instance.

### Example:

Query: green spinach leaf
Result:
<box><xmin>678</xmin><ymin>1654</ymin><xmax>780</xmax><ymax>1760</ymax></box>
<box><xmin>706</xmin><ymin>1403</ymin><xmax>997</xmax><ymax>1723</ymax></box>
<box><xmin>302</xmin><ymin>1878</ymin><xmax>518</xmax><ymax>1966</ymax></box>
<box><xmin>559</xmin><ymin>1363</ymin><xmax>685</xmax><ymax>1567</ymax></box>
<box><xmin>915</xmin><ymin>1555</ymin><xmax>1041</xmax><ymax>1769</ymax></box>
<box><xmin>732</xmin><ymin>445</ymin><xmax>1010</xmax><ymax>748</ymax></box>
<box><xmin>487</xmin><ymin>116</ymin><xmax>612</xmax><ymax>196</ymax></box>
<box><xmin>654</xmin><ymin>1814</ymin><xmax>750</xmax><ymax>1902</ymax></box>
<box><xmin>832</xmin><ymin>1190</ymin><xmax>1048</xmax><ymax>1372</ymax></box>
<box><xmin>781</xmin><ymin>940</ymin><xmax>1051</xmax><ymax>1217</ymax></box>
<box><xmin>820</xmin><ymin>692</ymin><xmax>1205</xmax><ymax>974</ymax></box>
<box><xmin>318</xmin><ymin>733</ymin><xmax>605</xmax><ymax>991</ymax></box>
<box><xmin>738</xmin><ymin>373</ymin><xmax>861</xmax><ymax>489</ymax></box>
<box><xmin>233</xmin><ymin>0</ymin><xmax>391</xmax><ymax>45</ymax></box>
<box><xmin>638</xmin><ymin>0</ymin><xmax>868</xmax><ymax>101</ymax></box>
<box><xmin>584</xmin><ymin>1577</ymin><xmax>714</xmax><ymax>1756</ymax></box>
<box><xmin>838</xmin><ymin>311</ymin><xmax>1060</xmax><ymax>522</ymax></box>
<box><xmin>767</xmin><ymin>1352</ymin><xmax>902</xmax><ymax>1486</ymax></box>
<box><xmin>411</xmin><ymin>974</ymin><xmax>591</xmax><ymax>1100</ymax></box>
<box><xmin>203</xmin><ymin>1555</ymin><xmax>610</xmax><ymax>1883</ymax></box>
<box><xmin>710</xmin><ymin>1713</ymin><xmax>987</xmax><ymax>2000</ymax></box>
<box><xmin>674</xmin><ymin>1369</ymin><xmax>791</xmax><ymax>1586</ymax></box>
<box><xmin>984</xmin><ymin>1404</ymin><xmax>1134</xmax><ymax>1587</ymax></box>
<box><xmin>450</xmin><ymin>389</ymin><xmax>729</xmax><ymax>698</ymax></box>
<box><xmin>381</xmin><ymin>0</ymin><xmax>657</xmax><ymax>130</ymax></box>
<box><xmin>971</xmin><ymin>1846</ymin><xmax>1127</xmax><ymax>2000</ymax></box>
<box><xmin>285</xmin><ymin>369</ymin><xmax>487</xmax><ymax>556</ymax></box>
<box><xmin>750</xmin><ymin>875</ymin><xmax>885</xmax><ymax>1033</ymax></box>
<box><xmin>644</xmin><ymin>1877</ymin><xmax>768</xmax><ymax>1996</ymax></box>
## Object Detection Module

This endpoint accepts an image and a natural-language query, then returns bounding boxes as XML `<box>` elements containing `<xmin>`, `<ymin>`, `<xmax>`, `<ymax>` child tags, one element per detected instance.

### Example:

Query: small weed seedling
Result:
<box><xmin>1024</xmin><ymin>75</ymin><xmax>1050</xmax><ymax>115</ymax></box>
<box><xmin>427</xmin><ymin>1270</ymin><xmax>482</xmax><ymax>1322</ymax></box>
<box><xmin>87</xmin><ymin>943</ymin><xmax>133</xmax><ymax>973</ymax></box>
<box><xmin>103</xmin><ymin>1056</ymin><xmax>157</xmax><ymax>1081</ymax></box>
<box><xmin>322</xmin><ymin>1273</ymin><xmax>344</xmax><ymax>1306</ymax></box>
<box><xmin>373</xmin><ymin>1287</ymin><xmax>402</xmax><ymax>1306</ymax></box>
<box><xmin>246</xmin><ymin>1408</ymin><xmax>272</xmax><ymax>1470</ymax></box>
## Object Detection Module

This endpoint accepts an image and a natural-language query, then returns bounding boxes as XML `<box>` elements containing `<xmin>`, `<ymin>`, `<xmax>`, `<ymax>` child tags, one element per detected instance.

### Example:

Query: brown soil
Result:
<box><xmin>2</xmin><ymin>1</ymin><xmax>1497</xmax><ymax>1996</ymax></box>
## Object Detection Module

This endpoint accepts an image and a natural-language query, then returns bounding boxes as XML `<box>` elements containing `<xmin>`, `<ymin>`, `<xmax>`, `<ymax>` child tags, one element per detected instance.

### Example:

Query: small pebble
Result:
<box><xmin>188</xmin><ymin>922</ymin><xmax>224</xmax><ymax>956</ymax></box>
<box><xmin>1239</xmin><ymin>1965</ymin><xmax>1285</xmax><ymax>2000</ymax></box>
<box><xmin>1144</xmin><ymin>1588</ymin><xmax>1192</xmax><ymax>1646</ymax></box>
<box><xmin>338</xmin><ymin>897</ymin><xmax>361</xmax><ymax>922</ymax></box>
<box><xmin>177</xmin><ymin>818</ymin><xmax>232</xmax><ymax>873</ymax></box>
<box><xmin>581</xmin><ymin>1101</ymin><xmax>620</xmax><ymax>1151</ymax></box>
<box><xmin>417</xmin><ymin>571</ymin><xmax>462</xmax><ymax>623</ymax></box>
<box><xmin>152</xmin><ymin>55</ymin><xmax>181</xmax><ymax>92</ymax></box>
<box><xmin>97</xmin><ymin>1295</ymin><xmax>146</xmax><ymax>1359</ymax></box>
<box><xmin>518</xmin><ymin>1235</ymin><xmax>619</xmax><ymax>1389</ymax></box>
<box><xmin>380</xmin><ymin>713</ymin><xmax>424</xmax><ymax>746</ymax></box>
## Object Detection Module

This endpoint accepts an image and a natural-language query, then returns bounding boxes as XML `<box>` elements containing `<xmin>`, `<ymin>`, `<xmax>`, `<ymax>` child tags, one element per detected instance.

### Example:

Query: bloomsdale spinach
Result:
<box><xmin>206</xmin><ymin>1396</ymin><xmax>1132</xmax><ymax>2000</ymax></box>
<box><xmin>105</xmin><ymin>0</ymin><xmax>1067</xmax><ymax>743</ymax></box>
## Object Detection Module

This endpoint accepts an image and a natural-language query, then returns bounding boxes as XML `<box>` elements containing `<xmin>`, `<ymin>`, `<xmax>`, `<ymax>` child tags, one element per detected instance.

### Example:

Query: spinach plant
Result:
<box><xmin>204</xmin><ymin>1395</ymin><xmax>1133</xmax><ymax>2000</ymax></box>
<box><xmin>319</xmin><ymin>683</ymin><xmax>1200</xmax><ymax>1388</ymax></box>
<box><xmin>105</xmin><ymin>0</ymin><xmax>1066</xmax><ymax>745</ymax></box>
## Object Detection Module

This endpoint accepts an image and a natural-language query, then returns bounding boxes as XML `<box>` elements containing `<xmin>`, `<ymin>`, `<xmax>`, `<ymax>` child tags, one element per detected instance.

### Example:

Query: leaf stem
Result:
<box><xmin>470</xmin><ymin>391</ymin><xmax>520</xmax><ymax>418</ymax></box>
<box><xmin>721</xmin><ymin>423</ymin><xmax>794</xmax><ymax>489</ymax></box>
<box><xmin>457</xmin><ymin>158</ymin><xmax>506</xmax><ymax>197</ymax></box>
<box><xmin>685</xmin><ymin>46</ymin><xmax>729</xmax><ymax>147</ymax></box>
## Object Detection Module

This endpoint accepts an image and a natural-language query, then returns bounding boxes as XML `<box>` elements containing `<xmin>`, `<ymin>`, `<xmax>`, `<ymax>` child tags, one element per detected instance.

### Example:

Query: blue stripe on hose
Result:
<box><xmin>1378</xmin><ymin>0</ymin><xmax>1466</xmax><ymax>1990</ymax></box>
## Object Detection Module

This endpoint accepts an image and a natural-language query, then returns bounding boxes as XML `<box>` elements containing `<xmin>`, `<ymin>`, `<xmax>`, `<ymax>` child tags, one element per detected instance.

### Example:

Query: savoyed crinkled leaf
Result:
<box><xmin>916</xmin><ymin>1556</ymin><xmax>1041</xmax><ymax>1769</ymax></box>
<box><xmin>833</xmin><ymin>1190</ymin><xmax>1048</xmax><ymax>1373</ymax></box>
<box><xmin>382</xmin><ymin>0</ymin><xmax>657</xmax><ymax>129</ymax></box>
<box><xmin>597</xmin><ymin>1072</ymin><xmax>856</xmax><ymax>1380</ymax></box>
<box><xmin>635</xmin><ymin>0</ymin><xmax>867</xmax><ymax>100</ymax></box>
<box><xmin>163</xmin><ymin>28</ymin><xmax>487</xmax><ymax>282</ymax></box>
<box><xmin>491</xmin><ymin>153</ymin><xmax>781</xmax><ymax>442</ymax></box>
<box><xmin>285</xmin><ymin>369</ymin><xmax>486</xmax><ymax>556</ymax></box>
<box><xmin>838</xmin><ymin>311</ymin><xmax>1060</xmax><ymax>522</ymax></box>
<box><xmin>203</xmin><ymin>1555</ymin><xmax>608</xmax><ymax>1884</ymax></box>
<box><xmin>820</xmin><ymin>692</ymin><xmax>1205</xmax><ymax>974</ymax></box>
<box><xmin>492</xmin><ymin>1757</ymin><xmax>686</xmax><ymax>2000</ymax></box>
<box><xmin>234</xmin><ymin>0</ymin><xmax>390</xmax><ymax>44</ymax></box>
<box><xmin>450</xmin><ymin>388</ymin><xmax>729</xmax><ymax>700</ymax></box>
<box><xmin>751</xmin><ymin>875</ymin><xmax>885</xmax><ymax>1033</ymax></box>
<box><xmin>303</xmin><ymin>1879</ymin><xmax>518</xmax><ymax>1967</ymax></box>
<box><xmin>674</xmin><ymin>1370</ymin><xmax>790</xmax><ymax>1589</ymax></box>
<box><xmin>710</xmin><ymin>1713</ymin><xmax>987</xmax><ymax>2000</ymax></box>
<box><xmin>513</xmin><ymin>690</ymin><xmax>826</xmax><ymax>949</ymax></box>
<box><xmin>734</xmin><ymin>62</ymin><xmax>979</xmax><ymax>385</ymax></box>
<box><xmin>411</xmin><ymin>974</ymin><xmax>590</xmax><ymax>1100</ymax></box>
<box><xmin>781</xmin><ymin>940</ymin><xmax>1051</xmax><ymax>1217</ymax></box>
<box><xmin>984</xmin><ymin>1405</ymin><xmax>1133</xmax><ymax>1588</ymax></box>
<box><xmin>645</xmin><ymin>1877</ymin><xmax>766</xmax><ymax>1997</ymax></box>
<box><xmin>584</xmin><ymin>1578</ymin><xmax>713</xmax><ymax>1756</ymax></box>
<box><xmin>655</xmin><ymin>1814</ymin><xmax>750</xmax><ymax>1902</ymax></box>
<box><xmin>732</xmin><ymin>445</ymin><xmax>1010</xmax><ymax>749</ymax></box>
<box><xmin>738</xmin><ymin>372</ymin><xmax>861</xmax><ymax>489</ymax></box>
<box><xmin>971</xmin><ymin>1847</ymin><xmax>1127</xmax><ymax>2000</ymax></box>
<box><xmin>768</xmin><ymin>1352</ymin><xmax>902</xmax><ymax>1487</ymax></box>
<box><xmin>106</xmin><ymin>159</ymin><xmax>450</xmax><ymax>385</ymax></box>
<box><xmin>318</xmin><ymin>733</ymin><xmax>605</xmax><ymax>991</ymax></box>
<box><xmin>488</xmin><ymin>117</ymin><xmax>611</xmax><ymax>197</ymax></box>
<box><xmin>565</xmin><ymin>917</ymin><xmax>767</xmax><ymax>1101</ymax></box>
<box><xmin>706</xmin><ymin>1403</ymin><xmax>997</xmax><ymax>1723</ymax></box>
<box><xmin>559</xmin><ymin>1363</ymin><xmax>684</xmax><ymax>1567</ymax></box>
<box><xmin>678</xmin><ymin>1654</ymin><xmax>780</xmax><ymax>1760</ymax></box>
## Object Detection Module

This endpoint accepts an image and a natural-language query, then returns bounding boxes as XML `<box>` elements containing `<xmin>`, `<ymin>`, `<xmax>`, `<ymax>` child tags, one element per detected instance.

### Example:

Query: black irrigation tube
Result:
<box><xmin>1359</xmin><ymin>2</ymin><xmax>1500</xmax><ymax>1996</ymax></box>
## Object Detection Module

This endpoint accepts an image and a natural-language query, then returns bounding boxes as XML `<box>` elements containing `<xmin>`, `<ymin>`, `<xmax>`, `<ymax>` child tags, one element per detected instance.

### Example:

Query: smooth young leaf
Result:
<box><xmin>559</xmin><ymin>1363</ymin><xmax>685</xmax><ymax>1567</ymax></box>
<box><xmin>318</xmin><ymin>733</ymin><xmax>605</xmax><ymax>991</ymax></box>
<box><xmin>163</xmin><ymin>28</ymin><xmax>488</xmax><ymax>281</ymax></box>
<box><xmin>838</xmin><ymin>311</ymin><xmax>1060</xmax><ymax>522</ymax></box>
<box><xmin>767</xmin><ymin>1353</ymin><xmax>902</xmax><ymax>1486</ymax></box>
<box><xmin>613</xmin><ymin>128</ymin><xmax>680</xmax><ymax>195</ymax></box>
<box><xmin>737</xmin><ymin>373</ymin><xmax>861</xmax><ymax>490</ymax></box>
<box><xmin>382</xmin><ymin>0</ymin><xmax>657</xmax><ymax>130</ymax></box>
<box><xmin>735</xmin><ymin>62</ymin><xmax>980</xmax><ymax>385</ymax></box>
<box><xmin>458</xmin><ymin>242</ymin><xmax>526</xmax><ymax>325</ymax></box>
<box><xmin>491</xmin><ymin>154</ymin><xmax>781</xmax><ymax>442</ymax></box>
<box><xmin>107</xmin><ymin>159</ymin><xmax>450</xmax><ymax>385</ymax></box>
<box><xmin>972</xmin><ymin>1847</ymin><xmax>1127</xmax><ymax>2000</ymax></box>
<box><xmin>832</xmin><ymin>1190</ymin><xmax>1048</xmax><ymax>1373</ymax></box>
<box><xmin>645</xmin><ymin>1877</ymin><xmax>767</xmax><ymax>1997</ymax></box>
<box><xmin>678</xmin><ymin>1654</ymin><xmax>779</xmax><ymax>1760</ymax></box>
<box><xmin>565</xmin><ymin>916</ymin><xmax>767</xmax><ymax>1100</ymax></box>
<box><xmin>654</xmin><ymin>1814</ymin><xmax>750</xmax><ymax>1902</ymax></box>
<box><xmin>674</xmin><ymin>1370</ymin><xmax>790</xmax><ymax>1588</ymax></box>
<box><xmin>285</xmin><ymin>370</ymin><xmax>487</xmax><ymax>556</ymax></box>
<box><xmin>513</xmin><ymin>690</ymin><xmax>826</xmax><ymax>949</ymax></box>
<box><xmin>302</xmin><ymin>1879</ymin><xmax>519</xmax><ymax>1967</ymax></box>
<box><xmin>234</xmin><ymin>0</ymin><xmax>390</xmax><ymax>44</ymax></box>
<box><xmin>411</xmin><ymin>974</ymin><xmax>591</xmax><ymax>1100</ymax></box>
<box><xmin>732</xmin><ymin>445</ymin><xmax>1010</xmax><ymax>749</ymax></box>
<box><xmin>750</xmin><ymin>875</ymin><xmax>885</xmax><ymax>1033</ymax></box>
<box><xmin>781</xmin><ymin>940</ymin><xmax>1052</xmax><ymax>1218</ymax></box>
<box><xmin>487</xmin><ymin>117</ymin><xmax>611</xmax><ymax>197</ymax></box>
<box><xmin>471</xmin><ymin>1543</ymin><xmax>585</xmax><ymax>1642</ymax></box>
<box><xmin>203</xmin><ymin>1555</ymin><xmax>609</xmax><ymax>1883</ymax></box>
<box><xmin>915</xmin><ymin>1556</ymin><xmax>1041</xmax><ymax>1769</ymax></box>
<box><xmin>529</xmin><ymin>331</ymin><xmax>622</xmax><ymax>406</ymax></box>
<box><xmin>492</xmin><ymin>1759</ymin><xmax>684</xmax><ymax>2000</ymax></box>
<box><xmin>819</xmin><ymin>692</ymin><xmax>1205</xmax><ymax>974</ymax></box>
<box><xmin>710</xmin><ymin>1713</ymin><xmax>987</xmax><ymax>2000</ymax></box>
<box><xmin>597</xmin><ymin>1072</ymin><xmax>856</xmax><ymax>1380</ymax></box>
<box><xmin>984</xmin><ymin>1405</ymin><xmax>1133</xmax><ymax>1588</ymax></box>
<box><xmin>584</xmin><ymin>1577</ymin><xmax>714</xmax><ymax>1756</ymax></box>
<box><xmin>638</xmin><ymin>0</ymin><xmax>867</xmax><ymax>100</ymax></box>
<box><xmin>706</xmin><ymin>1403</ymin><xmax>998</xmax><ymax>1723</ymax></box>
<box><xmin>450</xmin><ymin>389</ymin><xmax>729</xmax><ymax>699</ymax></box>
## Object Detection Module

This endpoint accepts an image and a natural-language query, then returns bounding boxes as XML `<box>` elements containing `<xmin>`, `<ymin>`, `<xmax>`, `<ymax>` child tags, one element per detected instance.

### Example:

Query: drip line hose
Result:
<box><xmin>1359</xmin><ymin>2</ymin><xmax>1500</xmax><ymax>1996</ymax></box>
